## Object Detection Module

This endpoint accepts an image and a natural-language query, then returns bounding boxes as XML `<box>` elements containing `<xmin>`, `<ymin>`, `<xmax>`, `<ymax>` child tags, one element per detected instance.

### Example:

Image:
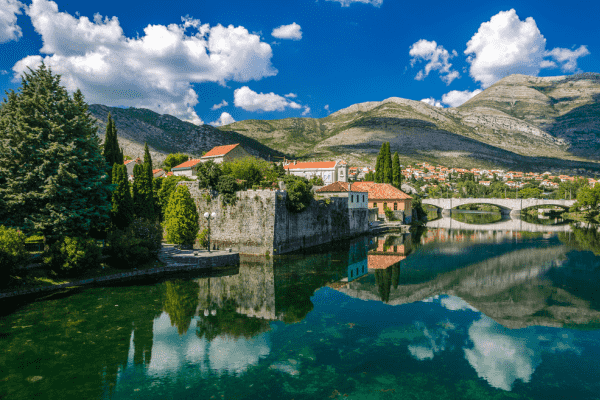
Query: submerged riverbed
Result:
<box><xmin>2</xmin><ymin>219</ymin><xmax>600</xmax><ymax>399</ymax></box>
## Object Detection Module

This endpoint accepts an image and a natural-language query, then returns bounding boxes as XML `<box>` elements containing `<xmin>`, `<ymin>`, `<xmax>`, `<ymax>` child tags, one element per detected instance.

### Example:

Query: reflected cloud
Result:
<box><xmin>464</xmin><ymin>315</ymin><xmax>538</xmax><ymax>391</ymax></box>
<box><xmin>407</xmin><ymin>322</ymin><xmax>451</xmax><ymax>361</ymax></box>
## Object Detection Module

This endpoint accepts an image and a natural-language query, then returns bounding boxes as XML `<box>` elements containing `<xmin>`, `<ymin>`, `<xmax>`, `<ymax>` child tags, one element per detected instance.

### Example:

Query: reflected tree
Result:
<box><xmin>162</xmin><ymin>280</ymin><xmax>200</xmax><ymax>335</ymax></box>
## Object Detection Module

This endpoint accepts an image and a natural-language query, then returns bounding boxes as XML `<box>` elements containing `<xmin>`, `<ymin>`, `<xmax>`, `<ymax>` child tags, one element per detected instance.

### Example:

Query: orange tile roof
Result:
<box><xmin>152</xmin><ymin>169</ymin><xmax>164</xmax><ymax>174</ymax></box>
<box><xmin>172</xmin><ymin>159</ymin><xmax>202</xmax><ymax>170</ymax></box>
<box><xmin>368</xmin><ymin>255</ymin><xmax>405</xmax><ymax>269</ymax></box>
<box><xmin>202</xmin><ymin>143</ymin><xmax>240</xmax><ymax>158</ymax></box>
<box><xmin>284</xmin><ymin>161</ymin><xmax>337</xmax><ymax>170</ymax></box>
<box><xmin>351</xmin><ymin>182</ymin><xmax>412</xmax><ymax>200</ymax></box>
<box><xmin>316</xmin><ymin>181</ymin><xmax>354</xmax><ymax>192</ymax></box>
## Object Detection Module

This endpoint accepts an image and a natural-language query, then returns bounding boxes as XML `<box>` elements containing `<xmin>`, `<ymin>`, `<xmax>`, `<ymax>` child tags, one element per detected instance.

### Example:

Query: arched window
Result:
<box><xmin>383</xmin><ymin>202</ymin><xmax>387</xmax><ymax>209</ymax></box>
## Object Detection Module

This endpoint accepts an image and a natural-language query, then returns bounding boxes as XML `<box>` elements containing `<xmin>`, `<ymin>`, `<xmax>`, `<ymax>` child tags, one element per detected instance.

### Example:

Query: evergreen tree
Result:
<box><xmin>0</xmin><ymin>64</ymin><xmax>112</xmax><ymax>239</ymax></box>
<box><xmin>143</xmin><ymin>143</ymin><xmax>155</xmax><ymax>220</ymax></box>
<box><xmin>133</xmin><ymin>163</ymin><xmax>154</xmax><ymax>220</ymax></box>
<box><xmin>384</xmin><ymin>142</ymin><xmax>393</xmax><ymax>184</ymax></box>
<box><xmin>103</xmin><ymin>113</ymin><xmax>123</xmax><ymax>181</ymax></box>
<box><xmin>163</xmin><ymin>153</ymin><xmax>189</xmax><ymax>172</ymax></box>
<box><xmin>392</xmin><ymin>152</ymin><xmax>401</xmax><ymax>188</ymax></box>
<box><xmin>111</xmin><ymin>164</ymin><xmax>134</xmax><ymax>229</ymax></box>
<box><xmin>375</xmin><ymin>143</ymin><xmax>385</xmax><ymax>183</ymax></box>
<box><xmin>165</xmin><ymin>185</ymin><xmax>199</xmax><ymax>247</ymax></box>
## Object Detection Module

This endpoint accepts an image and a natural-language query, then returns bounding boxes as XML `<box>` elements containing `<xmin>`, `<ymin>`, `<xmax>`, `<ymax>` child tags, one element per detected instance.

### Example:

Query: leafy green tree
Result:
<box><xmin>162</xmin><ymin>153</ymin><xmax>189</xmax><ymax>172</ymax></box>
<box><xmin>0</xmin><ymin>226</ymin><xmax>28</xmax><ymax>285</ymax></box>
<box><xmin>111</xmin><ymin>164</ymin><xmax>134</xmax><ymax>229</ymax></box>
<box><xmin>518</xmin><ymin>187</ymin><xmax>542</xmax><ymax>199</ymax></box>
<box><xmin>392</xmin><ymin>152</ymin><xmax>401</xmax><ymax>187</ymax></box>
<box><xmin>153</xmin><ymin>177</ymin><xmax>163</xmax><ymax>219</ymax></box>
<box><xmin>283</xmin><ymin>175</ymin><xmax>313</xmax><ymax>213</ymax></box>
<box><xmin>221</xmin><ymin>157</ymin><xmax>273</xmax><ymax>187</ymax></box>
<box><xmin>575</xmin><ymin>184</ymin><xmax>600</xmax><ymax>217</ymax></box>
<box><xmin>0</xmin><ymin>64</ymin><xmax>112</xmax><ymax>240</ymax></box>
<box><xmin>196</xmin><ymin>160</ymin><xmax>223</xmax><ymax>189</ymax></box>
<box><xmin>276</xmin><ymin>162</ymin><xmax>286</xmax><ymax>178</ymax></box>
<box><xmin>132</xmin><ymin>163</ymin><xmax>154</xmax><ymax>220</ymax></box>
<box><xmin>165</xmin><ymin>185</ymin><xmax>199</xmax><ymax>247</ymax></box>
<box><xmin>309</xmin><ymin>175</ymin><xmax>325</xmax><ymax>186</ymax></box>
<box><xmin>216</xmin><ymin>175</ymin><xmax>238</xmax><ymax>204</ymax></box>
<box><xmin>158</xmin><ymin>175</ymin><xmax>193</xmax><ymax>220</ymax></box>
<box><xmin>364</xmin><ymin>171</ymin><xmax>375</xmax><ymax>181</ymax></box>
<box><xmin>384</xmin><ymin>142</ymin><xmax>392</xmax><ymax>184</ymax></box>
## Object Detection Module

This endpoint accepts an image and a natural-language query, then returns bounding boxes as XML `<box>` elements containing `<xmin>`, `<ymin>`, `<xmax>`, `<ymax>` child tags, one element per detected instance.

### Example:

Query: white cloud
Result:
<box><xmin>545</xmin><ymin>45</ymin><xmax>590</xmax><ymax>72</ymax></box>
<box><xmin>420</xmin><ymin>98</ymin><xmax>443</xmax><ymax>108</ymax></box>
<box><xmin>210</xmin><ymin>111</ymin><xmax>236</xmax><ymax>126</ymax></box>
<box><xmin>14</xmin><ymin>0</ymin><xmax>277</xmax><ymax>125</ymax></box>
<box><xmin>326</xmin><ymin>0</ymin><xmax>383</xmax><ymax>7</ymax></box>
<box><xmin>211</xmin><ymin>100</ymin><xmax>228</xmax><ymax>110</ymax></box>
<box><xmin>302</xmin><ymin>106</ymin><xmax>311</xmax><ymax>116</ymax></box>
<box><xmin>324</xmin><ymin>104</ymin><xmax>330</xmax><ymax>113</ymax></box>
<box><xmin>441</xmin><ymin>89</ymin><xmax>482</xmax><ymax>107</ymax></box>
<box><xmin>0</xmin><ymin>0</ymin><xmax>23</xmax><ymax>43</ymax></box>
<box><xmin>271</xmin><ymin>23</ymin><xmax>302</xmax><ymax>40</ymax></box>
<box><xmin>409</xmin><ymin>39</ymin><xmax>460</xmax><ymax>85</ymax></box>
<box><xmin>465</xmin><ymin>9</ymin><xmax>589</xmax><ymax>88</ymax></box>
<box><xmin>284</xmin><ymin>93</ymin><xmax>297</xmax><ymax>98</ymax></box>
<box><xmin>234</xmin><ymin>86</ymin><xmax>302</xmax><ymax>112</ymax></box>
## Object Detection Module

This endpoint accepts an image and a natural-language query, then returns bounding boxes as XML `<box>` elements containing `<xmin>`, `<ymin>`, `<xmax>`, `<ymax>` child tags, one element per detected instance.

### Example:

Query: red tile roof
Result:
<box><xmin>284</xmin><ymin>161</ymin><xmax>337</xmax><ymax>170</ymax></box>
<box><xmin>316</xmin><ymin>181</ymin><xmax>354</xmax><ymax>192</ymax></box>
<box><xmin>152</xmin><ymin>169</ymin><xmax>164</xmax><ymax>174</ymax></box>
<box><xmin>172</xmin><ymin>159</ymin><xmax>202</xmax><ymax>170</ymax></box>
<box><xmin>202</xmin><ymin>143</ymin><xmax>240</xmax><ymax>158</ymax></box>
<box><xmin>368</xmin><ymin>255</ymin><xmax>406</xmax><ymax>269</ymax></box>
<box><xmin>351</xmin><ymin>182</ymin><xmax>412</xmax><ymax>200</ymax></box>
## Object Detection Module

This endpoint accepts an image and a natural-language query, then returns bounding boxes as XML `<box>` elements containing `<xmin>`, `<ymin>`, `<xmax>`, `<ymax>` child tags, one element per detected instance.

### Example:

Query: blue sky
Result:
<box><xmin>1</xmin><ymin>0</ymin><xmax>598</xmax><ymax>127</ymax></box>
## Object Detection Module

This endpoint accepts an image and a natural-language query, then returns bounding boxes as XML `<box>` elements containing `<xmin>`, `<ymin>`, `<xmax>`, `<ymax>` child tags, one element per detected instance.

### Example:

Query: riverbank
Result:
<box><xmin>0</xmin><ymin>244</ymin><xmax>239</xmax><ymax>299</ymax></box>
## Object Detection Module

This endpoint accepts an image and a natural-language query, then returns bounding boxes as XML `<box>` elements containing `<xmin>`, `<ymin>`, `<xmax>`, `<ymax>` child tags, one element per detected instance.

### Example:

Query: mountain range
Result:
<box><xmin>89</xmin><ymin>73</ymin><xmax>600</xmax><ymax>174</ymax></box>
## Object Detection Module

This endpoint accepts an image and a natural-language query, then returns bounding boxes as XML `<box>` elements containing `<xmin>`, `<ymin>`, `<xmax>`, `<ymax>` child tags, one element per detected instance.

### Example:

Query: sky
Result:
<box><xmin>0</xmin><ymin>0</ymin><xmax>598</xmax><ymax>127</ymax></box>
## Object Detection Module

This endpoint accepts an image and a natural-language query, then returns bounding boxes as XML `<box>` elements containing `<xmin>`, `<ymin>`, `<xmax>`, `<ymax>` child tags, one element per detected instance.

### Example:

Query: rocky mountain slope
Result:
<box><xmin>220</xmin><ymin>73</ymin><xmax>600</xmax><ymax>174</ymax></box>
<box><xmin>88</xmin><ymin>105</ymin><xmax>286</xmax><ymax>165</ymax></box>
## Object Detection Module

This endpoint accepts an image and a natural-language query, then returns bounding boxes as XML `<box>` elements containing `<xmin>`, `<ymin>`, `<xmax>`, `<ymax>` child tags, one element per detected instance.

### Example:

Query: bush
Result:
<box><xmin>283</xmin><ymin>176</ymin><xmax>313</xmax><ymax>213</ymax></box>
<box><xmin>106</xmin><ymin>218</ymin><xmax>162</xmax><ymax>268</ymax></box>
<box><xmin>0</xmin><ymin>226</ymin><xmax>29</xmax><ymax>284</ymax></box>
<box><xmin>384</xmin><ymin>207</ymin><xmax>395</xmax><ymax>221</ymax></box>
<box><xmin>164</xmin><ymin>185</ymin><xmax>199</xmax><ymax>247</ymax></box>
<box><xmin>197</xmin><ymin>228</ymin><xmax>209</xmax><ymax>249</ymax></box>
<box><xmin>44</xmin><ymin>236</ymin><xmax>101</xmax><ymax>277</ymax></box>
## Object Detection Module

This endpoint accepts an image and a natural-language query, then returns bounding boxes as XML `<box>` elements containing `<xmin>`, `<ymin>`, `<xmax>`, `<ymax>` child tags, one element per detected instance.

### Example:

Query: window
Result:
<box><xmin>373</xmin><ymin>202</ymin><xmax>377</xmax><ymax>208</ymax></box>
<box><xmin>394</xmin><ymin>202</ymin><xmax>398</xmax><ymax>210</ymax></box>
<box><xmin>363</xmin><ymin>194</ymin><xmax>365</xmax><ymax>202</ymax></box>
<box><xmin>383</xmin><ymin>202</ymin><xmax>387</xmax><ymax>209</ymax></box>
<box><xmin>351</xmin><ymin>194</ymin><xmax>354</xmax><ymax>202</ymax></box>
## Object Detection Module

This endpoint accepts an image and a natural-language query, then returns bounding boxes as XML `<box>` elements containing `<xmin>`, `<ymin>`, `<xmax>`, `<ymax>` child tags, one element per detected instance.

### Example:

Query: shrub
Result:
<box><xmin>283</xmin><ymin>176</ymin><xmax>313</xmax><ymax>213</ymax></box>
<box><xmin>197</xmin><ymin>228</ymin><xmax>209</xmax><ymax>249</ymax></box>
<box><xmin>384</xmin><ymin>207</ymin><xmax>395</xmax><ymax>221</ymax></box>
<box><xmin>0</xmin><ymin>226</ymin><xmax>29</xmax><ymax>284</ymax></box>
<box><xmin>106</xmin><ymin>218</ymin><xmax>162</xmax><ymax>268</ymax></box>
<box><xmin>44</xmin><ymin>236</ymin><xmax>101</xmax><ymax>277</ymax></box>
<box><xmin>165</xmin><ymin>185</ymin><xmax>199</xmax><ymax>247</ymax></box>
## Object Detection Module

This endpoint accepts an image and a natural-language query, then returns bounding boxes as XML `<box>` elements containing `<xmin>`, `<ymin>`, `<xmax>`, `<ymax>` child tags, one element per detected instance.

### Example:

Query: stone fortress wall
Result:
<box><xmin>180</xmin><ymin>182</ymin><xmax>369</xmax><ymax>255</ymax></box>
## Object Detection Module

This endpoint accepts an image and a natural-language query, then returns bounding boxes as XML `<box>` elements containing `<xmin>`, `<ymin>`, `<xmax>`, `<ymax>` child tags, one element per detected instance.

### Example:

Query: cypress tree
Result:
<box><xmin>392</xmin><ymin>152</ymin><xmax>401</xmax><ymax>188</ymax></box>
<box><xmin>143</xmin><ymin>143</ymin><xmax>155</xmax><ymax>220</ymax></box>
<box><xmin>111</xmin><ymin>164</ymin><xmax>134</xmax><ymax>229</ymax></box>
<box><xmin>375</xmin><ymin>142</ymin><xmax>385</xmax><ymax>183</ymax></box>
<box><xmin>103</xmin><ymin>113</ymin><xmax>123</xmax><ymax>181</ymax></box>
<box><xmin>384</xmin><ymin>142</ymin><xmax>393</xmax><ymax>184</ymax></box>
<box><xmin>164</xmin><ymin>185</ymin><xmax>199</xmax><ymax>247</ymax></box>
<box><xmin>0</xmin><ymin>64</ymin><xmax>112</xmax><ymax>239</ymax></box>
<box><xmin>133</xmin><ymin>163</ymin><xmax>155</xmax><ymax>220</ymax></box>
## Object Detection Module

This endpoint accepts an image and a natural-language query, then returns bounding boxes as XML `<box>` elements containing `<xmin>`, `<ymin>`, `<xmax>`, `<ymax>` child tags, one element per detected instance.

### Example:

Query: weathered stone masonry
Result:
<box><xmin>180</xmin><ymin>182</ymin><xmax>369</xmax><ymax>255</ymax></box>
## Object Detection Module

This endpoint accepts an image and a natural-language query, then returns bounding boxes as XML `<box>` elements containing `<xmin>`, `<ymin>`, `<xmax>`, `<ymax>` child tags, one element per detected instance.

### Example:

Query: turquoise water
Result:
<box><xmin>2</xmin><ymin>227</ymin><xmax>600</xmax><ymax>399</ymax></box>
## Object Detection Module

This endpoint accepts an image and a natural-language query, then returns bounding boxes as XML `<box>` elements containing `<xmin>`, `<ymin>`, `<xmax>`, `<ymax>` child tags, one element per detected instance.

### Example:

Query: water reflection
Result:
<box><xmin>2</xmin><ymin>227</ymin><xmax>600</xmax><ymax>399</ymax></box>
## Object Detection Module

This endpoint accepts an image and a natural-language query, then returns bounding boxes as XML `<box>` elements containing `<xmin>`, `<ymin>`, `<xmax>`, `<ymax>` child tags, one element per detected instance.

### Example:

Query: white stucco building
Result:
<box><xmin>283</xmin><ymin>160</ymin><xmax>349</xmax><ymax>185</ymax></box>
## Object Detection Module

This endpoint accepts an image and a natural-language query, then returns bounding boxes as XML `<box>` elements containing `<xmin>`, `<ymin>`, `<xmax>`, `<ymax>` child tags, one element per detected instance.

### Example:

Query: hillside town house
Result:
<box><xmin>315</xmin><ymin>181</ymin><xmax>369</xmax><ymax>209</ymax></box>
<box><xmin>352</xmin><ymin>182</ymin><xmax>413</xmax><ymax>223</ymax></box>
<box><xmin>284</xmin><ymin>160</ymin><xmax>349</xmax><ymax>185</ymax></box>
<box><xmin>171</xmin><ymin>143</ymin><xmax>253</xmax><ymax>178</ymax></box>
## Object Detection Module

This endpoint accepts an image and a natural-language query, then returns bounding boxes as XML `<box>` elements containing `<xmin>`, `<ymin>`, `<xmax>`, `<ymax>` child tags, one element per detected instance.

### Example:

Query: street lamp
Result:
<box><xmin>203</xmin><ymin>212</ymin><xmax>217</xmax><ymax>252</ymax></box>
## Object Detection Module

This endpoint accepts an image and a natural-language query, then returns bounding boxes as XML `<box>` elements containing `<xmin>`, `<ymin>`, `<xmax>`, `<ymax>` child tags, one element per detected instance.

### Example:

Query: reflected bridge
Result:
<box><xmin>422</xmin><ymin>198</ymin><xmax>576</xmax><ymax>216</ymax></box>
<box><xmin>426</xmin><ymin>216</ymin><xmax>572</xmax><ymax>232</ymax></box>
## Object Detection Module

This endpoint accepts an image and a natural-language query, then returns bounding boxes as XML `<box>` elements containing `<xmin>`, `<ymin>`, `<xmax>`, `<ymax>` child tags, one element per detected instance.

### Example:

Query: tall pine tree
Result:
<box><xmin>133</xmin><ymin>163</ymin><xmax>154</xmax><ymax>221</ymax></box>
<box><xmin>103</xmin><ymin>113</ymin><xmax>123</xmax><ymax>181</ymax></box>
<box><xmin>111</xmin><ymin>164</ymin><xmax>134</xmax><ymax>229</ymax></box>
<box><xmin>375</xmin><ymin>142</ymin><xmax>386</xmax><ymax>183</ymax></box>
<box><xmin>384</xmin><ymin>142</ymin><xmax>393</xmax><ymax>184</ymax></box>
<box><xmin>143</xmin><ymin>143</ymin><xmax>155</xmax><ymax>220</ymax></box>
<box><xmin>392</xmin><ymin>152</ymin><xmax>401</xmax><ymax>188</ymax></box>
<box><xmin>0</xmin><ymin>64</ymin><xmax>112</xmax><ymax>239</ymax></box>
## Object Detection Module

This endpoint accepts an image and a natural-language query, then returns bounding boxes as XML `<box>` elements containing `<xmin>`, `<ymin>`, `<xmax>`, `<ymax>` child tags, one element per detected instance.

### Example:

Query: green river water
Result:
<box><xmin>1</xmin><ymin>213</ymin><xmax>600</xmax><ymax>399</ymax></box>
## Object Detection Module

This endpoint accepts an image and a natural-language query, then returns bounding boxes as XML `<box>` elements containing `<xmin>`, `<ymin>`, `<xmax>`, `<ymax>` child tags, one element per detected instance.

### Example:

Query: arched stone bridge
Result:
<box><xmin>422</xmin><ymin>198</ymin><xmax>576</xmax><ymax>215</ymax></box>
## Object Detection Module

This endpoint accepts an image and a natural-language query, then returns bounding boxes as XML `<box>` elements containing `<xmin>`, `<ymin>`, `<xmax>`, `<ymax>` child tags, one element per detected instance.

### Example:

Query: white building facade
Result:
<box><xmin>284</xmin><ymin>160</ymin><xmax>349</xmax><ymax>185</ymax></box>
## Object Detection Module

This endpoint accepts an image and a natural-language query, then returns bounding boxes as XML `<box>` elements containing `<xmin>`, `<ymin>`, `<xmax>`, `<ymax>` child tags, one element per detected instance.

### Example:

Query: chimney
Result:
<box><xmin>294</xmin><ymin>160</ymin><xmax>297</xmax><ymax>165</ymax></box>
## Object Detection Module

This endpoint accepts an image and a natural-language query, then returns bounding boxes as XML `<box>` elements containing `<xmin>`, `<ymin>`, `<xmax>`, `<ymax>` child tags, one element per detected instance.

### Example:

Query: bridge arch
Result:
<box><xmin>422</xmin><ymin>198</ymin><xmax>576</xmax><ymax>215</ymax></box>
